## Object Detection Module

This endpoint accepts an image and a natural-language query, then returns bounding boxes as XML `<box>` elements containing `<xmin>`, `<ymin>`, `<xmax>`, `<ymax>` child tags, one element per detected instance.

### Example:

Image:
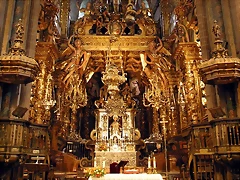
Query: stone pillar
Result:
<box><xmin>221</xmin><ymin>0</ymin><xmax>236</xmax><ymax>57</ymax></box>
<box><xmin>196</xmin><ymin>1</ymin><xmax>220</xmax><ymax>121</ymax></box>
<box><xmin>19</xmin><ymin>84</ymin><xmax>32</xmax><ymax>120</ymax></box>
<box><xmin>19</xmin><ymin>0</ymin><xmax>40</xmax><ymax>121</ymax></box>
<box><xmin>1</xmin><ymin>0</ymin><xmax>16</xmax><ymax>55</ymax></box>
<box><xmin>26</xmin><ymin>0</ymin><xmax>41</xmax><ymax>58</ymax></box>
<box><xmin>9</xmin><ymin>84</ymin><xmax>21</xmax><ymax>119</ymax></box>
<box><xmin>230</xmin><ymin>0</ymin><xmax>240</xmax><ymax>58</ymax></box>
<box><xmin>205</xmin><ymin>85</ymin><xmax>217</xmax><ymax>120</ymax></box>
<box><xmin>0</xmin><ymin>1</ymin><xmax>8</xmax><ymax>54</ymax></box>
<box><xmin>195</xmin><ymin>0</ymin><xmax>211</xmax><ymax>60</ymax></box>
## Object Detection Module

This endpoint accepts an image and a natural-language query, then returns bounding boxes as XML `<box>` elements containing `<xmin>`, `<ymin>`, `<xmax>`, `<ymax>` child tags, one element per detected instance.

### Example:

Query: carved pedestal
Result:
<box><xmin>95</xmin><ymin>151</ymin><xmax>136</xmax><ymax>167</ymax></box>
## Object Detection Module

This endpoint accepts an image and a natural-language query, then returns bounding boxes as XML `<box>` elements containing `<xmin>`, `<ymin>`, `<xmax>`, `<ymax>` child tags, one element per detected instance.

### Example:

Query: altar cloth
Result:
<box><xmin>89</xmin><ymin>173</ymin><xmax>163</xmax><ymax>180</ymax></box>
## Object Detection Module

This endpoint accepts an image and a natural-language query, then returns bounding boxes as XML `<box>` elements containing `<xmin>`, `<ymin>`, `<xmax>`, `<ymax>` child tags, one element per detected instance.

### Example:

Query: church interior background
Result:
<box><xmin>0</xmin><ymin>0</ymin><xmax>240</xmax><ymax>179</ymax></box>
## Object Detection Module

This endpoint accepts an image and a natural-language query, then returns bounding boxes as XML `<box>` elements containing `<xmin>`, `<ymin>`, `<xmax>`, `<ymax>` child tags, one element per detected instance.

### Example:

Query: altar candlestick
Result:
<box><xmin>148</xmin><ymin>156</ymin><xmax>151</xmax><ymax>168</ymax></box>
<box><xmin>153</xmin><ymin>157</ymin><xmax>156</xmax><ymax>168</ymax></box>
<box><xmin>102</xmin><ymin>160</ymin><xmax>105</xmax><ymax>168</ymax></box>
<box><xmin>94</xmin><ymin>157</ymin><xmax>97</xmax><ymax>167</ymax></box>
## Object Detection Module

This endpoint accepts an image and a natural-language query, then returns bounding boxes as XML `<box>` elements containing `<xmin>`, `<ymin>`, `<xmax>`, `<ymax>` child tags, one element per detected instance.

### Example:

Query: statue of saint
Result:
<box><xmin>110</xmin><ymin>115</ymin><xmax>121</xmax><ymax>136</ymax></box>
<box><xmin>76</xmin><ymin>2</ymin><xmax>93</xmax><ymax>24</ymax></box>
<box><xmin>136</xmin><ymin>2</ymin><xmax>154</xmax><ymax>24</ymax></box>
<box><xmin>60</xmin><ymin>35</ymin><xmax>91</xmax><ymax>87</ymax></box>
<box><xmin>212</xmin><ymin>20</ymin><xmax>221</xmax><ymax>39</ymax></box>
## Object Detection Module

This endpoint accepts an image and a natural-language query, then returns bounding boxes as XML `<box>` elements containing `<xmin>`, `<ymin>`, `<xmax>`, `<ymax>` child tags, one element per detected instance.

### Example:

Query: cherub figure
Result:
<box><xmin>60</xmin><ymin>35</ymin><xmax>91</xmax><ymax>87</ymax></box>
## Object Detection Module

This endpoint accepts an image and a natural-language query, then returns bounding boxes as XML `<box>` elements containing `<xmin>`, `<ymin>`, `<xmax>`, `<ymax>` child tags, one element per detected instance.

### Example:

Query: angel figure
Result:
<box><xmin>140</xmin><ymin>37</ymin><xmax>172</xmax><ymax>88</ymax></box>
<box><xmin>60</xmin><ymin>35</ymin><xmax>91</xmax><ymax>87</ymax></box>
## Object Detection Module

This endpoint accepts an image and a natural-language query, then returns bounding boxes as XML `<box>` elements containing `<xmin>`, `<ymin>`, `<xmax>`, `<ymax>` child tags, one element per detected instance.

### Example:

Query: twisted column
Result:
<box><xmin>181</xmin><ymin>43</ymin><xmax>201</xmax><ymax>124</ymax></box>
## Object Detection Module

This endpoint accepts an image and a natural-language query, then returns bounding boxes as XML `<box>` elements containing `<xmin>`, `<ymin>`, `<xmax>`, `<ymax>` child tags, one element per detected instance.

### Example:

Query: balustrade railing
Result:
<box><xmin>66</xmin><ymin>141</ymin><xmax>91</xmax><ymax>160</ymax></box>
<box><xmin>211</xmin><ymin>119</ymin><xmax>240</xmax><ymax>148</ymax></box>
<box><xmin>192</xmin><ymin>123</ymin><xmax>213</xmax><ymax>151</ymax></box>
<box><xmin>0</xmin><ymin>119</ymin><xmax>29</xmax><ymax>162</ymax></box>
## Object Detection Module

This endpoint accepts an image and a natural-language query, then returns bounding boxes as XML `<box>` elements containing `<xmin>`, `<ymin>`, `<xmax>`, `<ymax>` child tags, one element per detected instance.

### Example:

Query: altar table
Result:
<box><xmin>89</xmin><ymin>173</ymin><xmax>163</xmax><ymax>180</ymax></box>
<box><xmin>95</xmin><ymin>151</ymin><xmax>137</xmax><ymax>167</ymax></box>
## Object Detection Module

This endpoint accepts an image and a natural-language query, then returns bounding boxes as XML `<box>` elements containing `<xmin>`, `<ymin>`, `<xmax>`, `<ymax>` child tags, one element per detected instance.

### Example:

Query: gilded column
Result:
<box><xmin>70</xmin><ymin>111</ymin><xmax>77</xmax><ymax>134</ymax></box>
<box><xmin>168</xmin><ymin>87</ymin><xmax>178</xmax><ymax>136</ymax></box>
<box><xmin>181</xmin><ymin>43</ymin><xmax>201</xmax><ymax>124</ymax></box>
<box><xmin>83</xmin><ymin>108</ymin><xmax>90</xmax><ymax>139</ymax></box>
<box><xmin>60</xmin><ymin>0</ymin><xmax>70</xmax><ymax>37</ymax></box>
<box><xmin>152</xmin><ymin>108</ymin><xmax>160</xmax><ymax>136</ymax></box>
<box><xmin>178</xmin><ymin>81</ymin><xmax>188</xmax><ymax>129</ymax></box>
<box><xmin>167</xmin><ymin>71</ymin><xmax>180</xmax><ymax>136</ymax></box>
<box><xmin>33</xmin><ymin>62</ymin><xmax>46</xmax><ymax>124</ymax></box>
<box><xmin>60</xmin><ymin>105</ymin><xmax>70</xmax><ymax>138</ymax></box>
<box><xmin>160</xmin><ymin>104</ymin><xmax>168</xmax><ymax>136</ymax></box>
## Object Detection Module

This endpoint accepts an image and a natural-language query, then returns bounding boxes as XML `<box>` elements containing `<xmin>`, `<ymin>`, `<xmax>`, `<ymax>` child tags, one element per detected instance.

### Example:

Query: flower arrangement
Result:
<box><xmin>98</xmin><ymin>142</ymin><xmax>107</xmax><ymax>151</ymax></box>
<box><xmin>86</xmin><ymin>168</ymin><xmax>105</xmax><ymax>178</ymax></box>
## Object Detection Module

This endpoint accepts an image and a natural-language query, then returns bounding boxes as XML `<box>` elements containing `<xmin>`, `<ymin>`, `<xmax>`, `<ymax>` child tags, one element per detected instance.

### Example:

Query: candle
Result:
<box><xmin>148</xmin><ymin>156</ymin><xmax>151</xmax><ymax>168</ymax></box>
<box><xmin>102</xmin><ymin>160</ymin><xmax>105</xmax><ymax>168</ymax></box>
<box><xmin>94</xmin><ymin>157</ymin><xmax>97</xmax><ymax>167</ymax></box>
<box><xmin>153</xmin><ymin>157</ymin><xmax>156</xmax><ymax>169</ymax></box>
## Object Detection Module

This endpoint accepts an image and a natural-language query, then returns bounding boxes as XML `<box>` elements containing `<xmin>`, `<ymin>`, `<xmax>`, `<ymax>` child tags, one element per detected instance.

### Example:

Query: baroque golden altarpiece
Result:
<box><xmin>0</xmin><ymin>0</ymin><xmax>240</xmax><ymax>179</ymax></box>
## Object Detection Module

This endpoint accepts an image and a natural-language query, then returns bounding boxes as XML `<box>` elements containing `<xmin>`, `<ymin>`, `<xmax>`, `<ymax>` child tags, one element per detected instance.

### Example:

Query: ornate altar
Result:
<box><xmin>93</xmin><ymin>108</ymin><xmax>137</xmax><ymax>167</ymax></box>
